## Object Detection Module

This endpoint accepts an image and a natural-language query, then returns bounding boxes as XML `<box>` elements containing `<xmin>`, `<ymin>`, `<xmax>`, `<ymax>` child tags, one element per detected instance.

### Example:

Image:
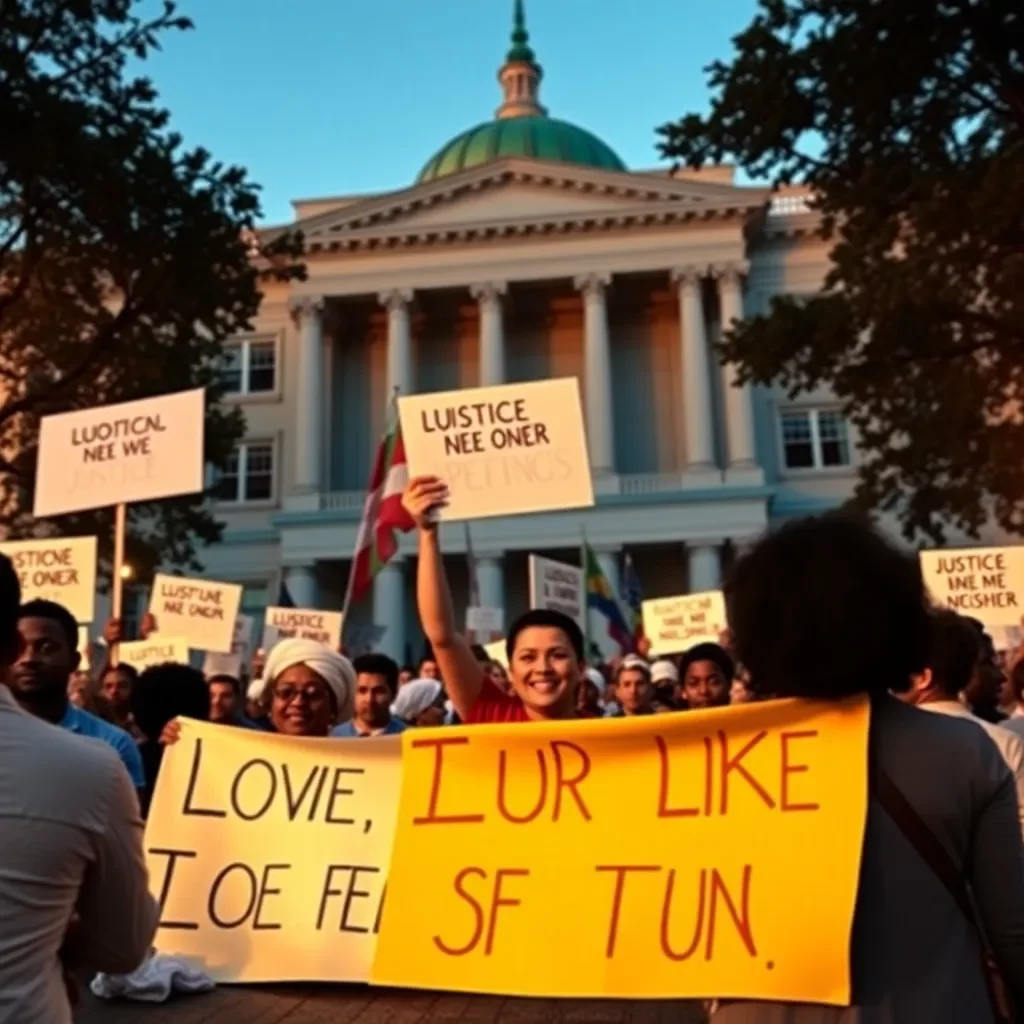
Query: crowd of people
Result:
<box><xmin>1</xmin><ymin>475</ymin><xmax>1024</xmax><ymax>1022</ymax></box>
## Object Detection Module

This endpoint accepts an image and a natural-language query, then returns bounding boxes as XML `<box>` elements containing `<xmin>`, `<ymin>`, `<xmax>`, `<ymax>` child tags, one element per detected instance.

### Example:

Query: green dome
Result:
<box><xmin>417</xmin><ymin>116</ymin><xmax>627</xmax><ymax>184</ymax></box>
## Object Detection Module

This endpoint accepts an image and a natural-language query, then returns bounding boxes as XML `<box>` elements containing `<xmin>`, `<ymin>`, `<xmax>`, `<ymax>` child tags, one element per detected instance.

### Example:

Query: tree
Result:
<box><xmin>0</xmin><ymin>0</ymin><xmax>303</xmax><ymax>580</ymax></box>
<box><xmin>658</xmin><ymin>0</ymin><xmax>1024</xmax><ymax>542</ymax></box>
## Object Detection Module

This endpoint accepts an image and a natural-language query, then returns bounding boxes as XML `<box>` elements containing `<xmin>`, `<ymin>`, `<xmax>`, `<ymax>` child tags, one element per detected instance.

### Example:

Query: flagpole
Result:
<box><xmin>111</xmin><ymin>502</ymin><xmax>126</xmax><ymax>667</ymax></box>
<box><xmin>580</xmin><ymin>526</ymin><xmax>591</xmax><ymax>663</ymax></box>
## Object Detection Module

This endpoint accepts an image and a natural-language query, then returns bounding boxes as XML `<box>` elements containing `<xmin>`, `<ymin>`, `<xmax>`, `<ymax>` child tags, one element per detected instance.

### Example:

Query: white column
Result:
<box><xmin>379</xmin><ymin>289</ymin><xmax>414</xmax><ymax>396</ymax></box>
<box><xmin>575</xmin><ymin>273</ymin><xmax>615</xmax><ymax>475</ymax></box>
<box><xmin>470</xmin><ymin>283</ymin><xmax>506</xmax><ymax>386</ymax></box>
<box><xmin>476</xmin><ymin>555</ymin><xmax>505</xmax><ymax>614</ymax></box>
<box><xmin>672</xmin><ymin>268</ymin><xmax>715</xmax><ymax>470</ymax></box>
<box><xmin>283</xmin><ymin>566</ymin><xmax>318</xmax><ymax>609</ymax></box>
<box><xmin>688</xmin><ymin>543</ymin><xmax>721</xmax><ymax>593</ymax></box>
<box><xmin>715</xmin><ymin>263</ymin><xmax>757</xmax><ymax>468</ymax></box>
<box><xmin>372</xmin><ymin>558</ymin><xmax>406</xmax><ymax>663</ymax></box>
<box><xmin>289</xmin><ymin>295</ymin><xmax>325</xmax><ymax>492</ymax></box>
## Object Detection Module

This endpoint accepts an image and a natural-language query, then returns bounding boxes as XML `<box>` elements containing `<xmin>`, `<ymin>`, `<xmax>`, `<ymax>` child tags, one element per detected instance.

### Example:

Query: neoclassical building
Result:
<box><xmin>199</xmin><ymin>5</ymin><xmax>852</xmax><ymax>660</ymax></box>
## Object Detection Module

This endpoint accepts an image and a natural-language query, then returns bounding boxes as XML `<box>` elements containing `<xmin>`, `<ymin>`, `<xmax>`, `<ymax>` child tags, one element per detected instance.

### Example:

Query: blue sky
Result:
<box><xmin>143</xmin><ymin>0</ymin><xmax>759</xmax><ymax>224</ymax></box>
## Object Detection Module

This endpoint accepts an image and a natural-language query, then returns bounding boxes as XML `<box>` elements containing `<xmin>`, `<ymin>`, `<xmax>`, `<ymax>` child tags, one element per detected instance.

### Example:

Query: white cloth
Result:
<box><xmin>584</xmin><ymin>667</ymin><xmax>607</xmax><ymax>695</ymax></box>
<box><xmin>257</xmin><ymin>639</ymin><xmax>354</xmax><ymax>725</ymax></box>
<box><xmin>650</xmin><ymin>658</ymin><xmax>679</xmax><ymax>685</ymax></box>
<box><xmin>91</xmin><ymin>953</ymin><xmax>214</xmax><ymax>1002</ymax></box>
<box><xmin>392</xmin><ymin>679</ymin><xmax>443</xmax><ymax>722</ymax></box>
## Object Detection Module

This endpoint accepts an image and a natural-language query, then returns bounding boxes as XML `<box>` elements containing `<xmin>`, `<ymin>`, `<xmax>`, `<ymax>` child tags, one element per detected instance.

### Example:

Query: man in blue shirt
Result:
<box><xmin>9</xmin><ymin>599</ymin><xmax>145</xmax><ymax>794</ymax></box>
<box><xmin>331</xmin><ymin>653</ymin><xmax>406</xmax><ymax>738</ymax></box>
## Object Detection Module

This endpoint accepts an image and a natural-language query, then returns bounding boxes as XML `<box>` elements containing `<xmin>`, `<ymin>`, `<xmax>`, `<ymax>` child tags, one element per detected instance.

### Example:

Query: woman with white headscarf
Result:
<box><xmin>254</xmin><ymin>638</ymin><xmax>355</xmax><ymax>737</ymax></box>
<box><xmin>390</xmin><ymin>678</ymin><xmax>444</xmax><ymax>727</ymax></box>
<box><xmin>161</xmin><ymin>638</ymin><xmax>354</xmax><ymax>745</ymax></box>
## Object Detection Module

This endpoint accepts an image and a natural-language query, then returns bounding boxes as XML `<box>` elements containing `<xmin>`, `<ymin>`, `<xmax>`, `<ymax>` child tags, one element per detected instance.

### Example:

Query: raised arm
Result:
<box><xmin>403</xmin><ymin>476</ymin><xmax>485</xmax><ymax>719</ymax></box>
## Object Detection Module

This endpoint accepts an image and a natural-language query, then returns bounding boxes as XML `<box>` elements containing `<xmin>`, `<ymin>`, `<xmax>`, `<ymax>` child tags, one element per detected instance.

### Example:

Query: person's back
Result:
<box><xmin>713</xmin><ymin>516</ymin><xmax>1024</xmax><ymax>1023</ymax></box>
<box><xmin>0</xmin><ymin>687</ymin><xmax>159</xmax><ymax>1023</ymax></box>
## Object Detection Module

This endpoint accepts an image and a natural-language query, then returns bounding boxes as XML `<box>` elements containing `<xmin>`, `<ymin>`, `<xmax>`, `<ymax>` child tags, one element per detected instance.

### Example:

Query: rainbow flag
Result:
<box><xmin>583</xmin><ymin>541</ymin><xmax>632</xmax><ymax>653</ymax></box>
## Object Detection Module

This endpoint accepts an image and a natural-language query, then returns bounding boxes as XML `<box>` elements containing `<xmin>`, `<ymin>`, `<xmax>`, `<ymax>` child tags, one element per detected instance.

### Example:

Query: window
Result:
<box><xmin>222</xmin><ymin>337</ymin><xmax>277</xmax><ymax>395</ymax></box>
<box><xmin>780</xmin><ymin>409</ymin><xmax>852</xmax><ymax>470</ymax></box>
<box><xmin>218</xmin><ymin>442</ymin><xmax>275</xmax><ymax>503</ymax></box>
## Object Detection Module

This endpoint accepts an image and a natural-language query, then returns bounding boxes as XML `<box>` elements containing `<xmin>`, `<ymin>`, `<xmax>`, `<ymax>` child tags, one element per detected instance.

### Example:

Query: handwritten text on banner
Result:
<box><xmin>144</xmin><ymin>701</ymin><xmax>870</xmax><ymax>1001</ymax></box>
<box><xmin>919</xmin><ymin>546</ymin><xmax>1024</xmax><ymax>630</ymax></box>
<box><xmin>398</xmin><ymin>378</ymin><xmax>594</xmax><ymax>521</ymax></box>
<box><xmin>145</xmin><ymin>722</ymin><xmax>401</xmax><ymax>982</ymax></box>
<box><xmin>262</xmin><ymin>606</ymin><xmax>343</xmax><ymax>650</ymax></box>
<box><xmin>643</xmin><ymin>590</ymin><xmax>727</xmax><ymax>657</ymax></box>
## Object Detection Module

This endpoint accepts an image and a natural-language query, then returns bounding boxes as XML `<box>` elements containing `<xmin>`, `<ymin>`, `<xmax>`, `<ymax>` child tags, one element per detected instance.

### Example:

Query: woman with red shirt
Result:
<box><xmin>403</xmin><ymin>476</ymin><xmax>584</xmax><ymax>723</ymax></box>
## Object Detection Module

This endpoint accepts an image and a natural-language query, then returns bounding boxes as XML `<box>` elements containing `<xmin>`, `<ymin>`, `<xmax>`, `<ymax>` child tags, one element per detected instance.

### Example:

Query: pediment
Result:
<box><xmin>288</xmin><ymin>158</ymin><xmax>769</xmax><ymax>252</ymax></box>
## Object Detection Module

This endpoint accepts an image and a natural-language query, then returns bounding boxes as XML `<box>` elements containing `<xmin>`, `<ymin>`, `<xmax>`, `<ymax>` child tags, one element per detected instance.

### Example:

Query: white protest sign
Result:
<box><xmin>34</xmin><ymin>388</ymin><xmax>205</xmax><ymax>517</ymax></box>
<box><xmin>528</xmin><ymin>554</ymin><xmax>584</xmax><ymax>628</ymax></box>
<box><xmin>0</xmin><ymin>536</ymin><xmax>97</xmax><ymax>622</ymax></box>
<box><xmin>919</xmin><ymin>546</ymin><xmax>1024</xmax><ymax>629</ymax></box>
<box><xmin>483</xmin><ymin>638</ymin><xmax>509</xmax><ymax>670</ymax></box>
<box><xmin>203</xmin><ymin>651</ymin><xmax>243</xmax><ymax>678</ymax></box>
<box><xmin>77</xmin><ymin>626</ymin><xmax>92</xmax><ymax>672</ymax></box>
<box><xmin>231</xmin><ymin>613</ymin><xmax>255</xmax><ymax>661</ymax></box>
<box><xmin>120</xmin><ymin>636</ymin><xmax>190</xmax><ymax>670</ymax></box>
<box><xmin>398</xmin><ymin>377</ymin><xmax>594</xmax><ymax>521</ymax></box>
<box><xmin>262</xmin><ymin>606</ymin><xmax>344</xmax><ymax>650</ymax></box>
<box><xmin>465</xmin><ymin>606</ymin><xmax>504</xmax><ymax>634</ymax></box>
<box><xmin>642</xmin><ymin>590</ymin><xmax>727</xmax><ymax>656</ymax></box>
<box><xmin>149</xmin><ymin>574</ymin><xmax>243</xmax><ymax>654</ymax></box>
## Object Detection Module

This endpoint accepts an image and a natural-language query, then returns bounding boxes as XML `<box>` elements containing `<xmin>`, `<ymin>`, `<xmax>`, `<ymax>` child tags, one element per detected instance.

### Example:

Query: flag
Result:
<box><xmin>342</xmin><ymin>397</ymin><xmax>416</xmax><ymax>611</ymax></box>
<box><xmin>620</xmin><ymin>552</ymin><xmax>644</xmax><ymax>652</ymax></box>
<box><xmin>583</xmin><ymin>540</ymin><xmax>632</xmax><ymax>652</ymax></box>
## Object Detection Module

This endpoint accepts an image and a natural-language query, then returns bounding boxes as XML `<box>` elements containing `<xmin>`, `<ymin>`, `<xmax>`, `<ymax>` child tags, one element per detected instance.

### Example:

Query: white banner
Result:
<box><xmin>149</xmin><ymin>574</ymin><xmax>243</xmax><ymax>654</ymax></box>
<box><xmin>528</xmin><ymin>554</ymin><xmax>584</xmax><ymax>628</ymax></box>
<box><xmin>262</xmin><ymin>606</ymin><xmax>343</xmax><ymax>650</ymax></box>
<box><xmin>0</xmin><ymin>536</ymin><xmax>97</xmax><ymax>622</ymax></box>
<box><xmin>34</xmin><ymin>388</ymin><xmax>205</xmax><ymax>517</ymax></box>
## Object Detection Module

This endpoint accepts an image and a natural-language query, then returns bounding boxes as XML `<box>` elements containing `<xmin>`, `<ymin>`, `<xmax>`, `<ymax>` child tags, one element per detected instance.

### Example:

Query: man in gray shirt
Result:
<box><xmin>0</xmin><ymin>555</ymin><xmax>158</xmax><ymax>1023</ymax></box>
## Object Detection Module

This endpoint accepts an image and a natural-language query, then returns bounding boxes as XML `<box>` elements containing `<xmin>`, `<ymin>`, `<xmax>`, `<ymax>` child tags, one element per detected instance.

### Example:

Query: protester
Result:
<box><xmin>0</xmin><ymin>555</ymin><xmax>158</xmax><ymax>1024</ymax></box>
<box><xmin>963</xmin><ymin>616</ymin><xmax>1009</xmax><ymax>723</ymax></box>
<box><xmin>133</xmin><ymin>662</ymin><xmax>210</xmax><ymax>817</ymax></box>
<box><xmin>244</xmin><ymin>675</ymin><xmax>273</xmax><ymax>730</ymax></box>
<box><xmin>206</xmin><ymin>673</ymin><xmax>243</xmax><ymax>725</ymax></box>
<box><xmin>418</xmin><ymin>654</ymin><xmax>440</xmax><ymax>680</ymax></box>
<box><xmin>99</xmin><ymin>662</ymin><xmax>144</xmax><ymax>740</ymax></box>
<box><xmin>252</xmin><ymin>638</ymin><xmax>355</xmax><ymax>736</ymax></box>
<box><xmin>404</xmin><ymin>475</ymin><xmax>585</xmax><ymax>722</ymax></box>
<box><xmin>391</xmin><ymin>678</ymin><xmax>446</xmax><ymax>727</ymax></box>
<box><xmin>677</xmin><ymin>642</ymin><xmax>732</xmax><ymax>709</ymax></box>
<box><xmin>398</xmin><ymin>664</ymin><xmax>416</xmax><ymax>687</ymax></box>
<box><xmin>896</xmin><ymin>609</ymin><xmax>1024</xmax><ymax>837</ymax></box>
<box><xmin>714</xmin><ymin>513</ymin><xmax>1024</xmax><ymax>1022</ymax></box>
<box><xmin>67</xmin><ymin>670</ymin><xmax>94</xmax><ymax>710</ymax></box>
<box><xmin>332</xmin><ymin>653</ymin><xmax>406</xmax><ymax>737</ymax></box>
<box><xmin>649</xmin><ymin>658</ymin><xmax>679</xmax><ymax>711</ymax></box>
<box><xmin>1001</xmin><ymin>658</ymin><xmax>1024</xmax><ymax>741</ymax></box>
<box><xmin>8</xmin><ymin>599</ymin><xmax>145</xmax><ymax>795</ymax></box>
<box><xmin>614</xmin><ymin>654</ymin><xmax>655</xmax><ymax>716</ymax></box>
<box><xmin>729</xmin><ymin>673</ymin><xmax>755</xmax><ymax>704</ymax></box>
<box><xmin>576</xmin><ymin>667</ymin><xmax>605</xmax><ymax>718</ymax></box>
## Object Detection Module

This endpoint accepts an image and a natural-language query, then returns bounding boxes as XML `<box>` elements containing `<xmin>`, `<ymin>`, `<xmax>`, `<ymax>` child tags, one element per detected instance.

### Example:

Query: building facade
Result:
<box><xmin>199</xmin><ymin>6</ymin><xmax>856</xmax><ymax>661</ymax></box>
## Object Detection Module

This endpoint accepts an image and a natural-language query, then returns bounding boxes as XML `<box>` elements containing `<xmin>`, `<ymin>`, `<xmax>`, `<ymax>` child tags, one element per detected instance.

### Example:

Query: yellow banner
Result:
<box><xmin>145</xmin><ymin>699</ymin><xmax>870</xmax><ymax>1002</ymax></box>
<box><xmin>372</xmin><ymin>697</ymin><xmax>869</xmax><ymax>1004</ymax></box>
<box><xmin>145</xmin><ymin>721</ymin><xmax>401</xmax><ymax>982</ymax></box>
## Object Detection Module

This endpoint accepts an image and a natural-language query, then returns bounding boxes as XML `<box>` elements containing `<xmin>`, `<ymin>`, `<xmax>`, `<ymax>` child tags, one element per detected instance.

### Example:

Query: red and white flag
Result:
<box><xmin>342</xmin><ymin>398</ymin><xmax>415</xmax><ymax>611</ymax></box>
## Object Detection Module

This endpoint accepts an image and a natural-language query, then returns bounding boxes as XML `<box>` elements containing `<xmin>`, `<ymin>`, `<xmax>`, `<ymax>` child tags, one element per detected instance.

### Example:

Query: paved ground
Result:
<box><xmin>75</xmin><ymin>985</ymin><xmax>707</xmax><ymax>1023</ymax></box>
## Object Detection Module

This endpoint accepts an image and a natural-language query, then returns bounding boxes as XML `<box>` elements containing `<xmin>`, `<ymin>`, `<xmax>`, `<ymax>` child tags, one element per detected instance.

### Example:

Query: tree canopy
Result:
<box><xmin>0</xmin><ymin>0</ymin><xmax>303</xmax><ymax>580</ymax></box>
<box><xmin>658</xmin><ymin>0</ymin><xmax>1024</xmax><ymax>542</ymax></box>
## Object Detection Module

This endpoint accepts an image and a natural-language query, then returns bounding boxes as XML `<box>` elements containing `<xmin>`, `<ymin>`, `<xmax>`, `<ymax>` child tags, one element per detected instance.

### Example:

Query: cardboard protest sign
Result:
<box><xmin>465</xmin><ymin>606</ymin><xmax>503</xmax><ymax>634</ymax></box>
<box><xmin>483</xmin><ymin>639</ymin><xmax>509</xmax><ymax>670</ymax></box>
<box><xmin>528</xmin><ymin>554</ymin><xmax>584</xmax><ymax>628</ymax></box>
<box><xmin>398</xmin><ymin>378</ymin><xmax>594</xmax><ymax>521</ymax></box>
<box><xmin>149</xmin><ymin>575</ymin><xmax>243</xmax><ymax>654</ymax></box>
<box><xmin>262</xmin><ymin>606</ymin><xmax>343</xmax><ymax>650</ymax></box>
<box><xmin>643</xmin><ymin>591</ymin><xmax>727</xmax><ymax>656</ymax></box>
<box><xmin>0</xmin><ymin>536</ymin><xmax>97</xmax><ymax>622</ymax></box>
<box><xmin>120</xmin><ymin>636</ymin><xmax>190</xmax><ymax>670</ymax></box>
<box><xmin>373</xmin><ymin>697</ymin><xmax>870</xmax><ymax>1003</ymax></box>
<box><xmin>145</xmin><ymin>722</ymin><xmax>402</xmax><ymax>982</ymax></box>
<box><xmin>202</xmin><ymin>651</ymin><xmax>243</xmax><ymax>678</ymax></box>
<box><xmin>34</xmin><ymin>388</ymin><xmax>205</xmax><ymax>517</ymax></box>
<box><xmin>919</xmin><ymin>546</ymin><xmax>1024</xmax><ymax>629</ymax></box>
